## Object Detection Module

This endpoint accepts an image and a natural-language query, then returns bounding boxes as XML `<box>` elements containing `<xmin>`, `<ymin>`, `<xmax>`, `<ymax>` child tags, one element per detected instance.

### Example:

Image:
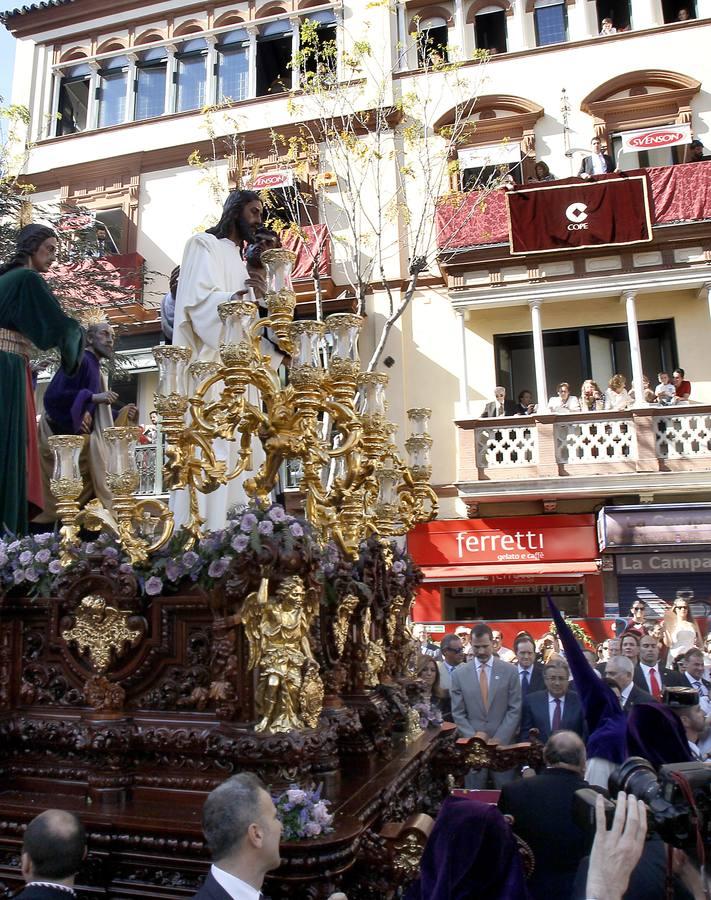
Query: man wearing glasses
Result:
<box><xmin>437</xmin><ymin>634</ymin><xmax>465</xmax><ymax>696</ymax></box>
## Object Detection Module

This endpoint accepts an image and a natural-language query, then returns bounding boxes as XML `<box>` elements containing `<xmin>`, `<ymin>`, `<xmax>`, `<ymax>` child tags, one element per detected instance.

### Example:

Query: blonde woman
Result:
<box><xmin>605</xmin><ymin>374</ymin><xmax>632</xmax><ymax>411</ymax></box>
<box><xmin>663</xmin><ymin>594</ymin><xmax>703</xmax><ymax>663</ymax></box>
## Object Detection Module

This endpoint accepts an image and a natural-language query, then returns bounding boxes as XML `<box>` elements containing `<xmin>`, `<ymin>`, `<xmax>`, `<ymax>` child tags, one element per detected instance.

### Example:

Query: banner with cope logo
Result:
<box><xmin>506</xmin><ymin>173</ymin><xmax>653</xmax><ymax>255</ymax></box>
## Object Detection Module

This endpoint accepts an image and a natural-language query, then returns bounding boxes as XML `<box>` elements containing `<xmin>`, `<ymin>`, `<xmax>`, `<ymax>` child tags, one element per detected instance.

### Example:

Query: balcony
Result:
<box><xmin>455</xmin><ymin>405</ymin><xmax>711</xmax><ymax>503</ymax></box>
<box><xmin>436</xmin><ymin>161</ymin><xmax>711</xmax><ymax>252</ymax></box>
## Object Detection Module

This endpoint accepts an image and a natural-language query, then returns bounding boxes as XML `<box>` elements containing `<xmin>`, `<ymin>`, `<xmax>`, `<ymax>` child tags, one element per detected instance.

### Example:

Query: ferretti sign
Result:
<box><xmin>617</xmin><ymin>553</ymin><xmax>711</xmax><ymax>574</ymax></box>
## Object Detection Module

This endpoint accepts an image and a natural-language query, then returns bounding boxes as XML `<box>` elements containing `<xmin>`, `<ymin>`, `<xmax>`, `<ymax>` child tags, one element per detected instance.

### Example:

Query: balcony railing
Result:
<box><xmin>457</xmin><ymin>405</ymin><xmax>711</xmax><ymax>485</ymax></box>
<box><xmin>436</xmin><ymin>161</ymin><xmax>711</xmax><ymax>251</ymax></box>
<box><xmin>135</xmin><ymin>443</ymin><xmax>164</xmax><ymax>496</ymax></box>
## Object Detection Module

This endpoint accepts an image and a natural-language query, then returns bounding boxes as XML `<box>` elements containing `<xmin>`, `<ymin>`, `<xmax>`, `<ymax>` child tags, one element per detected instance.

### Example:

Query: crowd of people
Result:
<box><xmin>480</xmin><ymin>368</ymin><xmax>693</xmax><ymax>418</ymax></box>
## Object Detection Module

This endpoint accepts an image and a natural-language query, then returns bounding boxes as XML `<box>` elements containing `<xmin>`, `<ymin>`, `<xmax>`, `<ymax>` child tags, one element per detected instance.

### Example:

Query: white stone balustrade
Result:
<box><xmin>555</xmin><ymin>417</ymin><xmax>636</xmax><ymax>464</ymax></box>
<box><xmin>655</xmin><ymin>412</ymin><xmax>711</xmax><ymax>460</ymax></box>
<box><xmin>475</xmin><ymin>424</ymin><xmax>539</xmax><ymax>468</ymax></box>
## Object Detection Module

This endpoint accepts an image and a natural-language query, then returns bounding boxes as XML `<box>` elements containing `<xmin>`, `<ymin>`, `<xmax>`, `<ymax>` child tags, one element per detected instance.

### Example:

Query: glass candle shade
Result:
<box><xmin>405</xmin><ymin>435</ymin><xmax>432</xmax><ymax>469</ymax></box>
<box><xmin>261</xmin><ymin>248</ymin><xmax>296</xmax><ymax>293</ymax></box>
<box><xmin>48</xmin><ymin>435</ymin><xmax>84</xmax><ymax>483</ymax></box>
<box><xmin>153</xmin><ymin>346</ymin><xmax>192</xmax><ymax>396</ymax></box>
<box><xmin>357</xmin><ymin>373</ymin><xmax>388</xmax><ymax>417</ymax></box>
<box><xmin>218</xmin><ymin>300</ymin><xmax>258</xmax><ymax>348</ymax></box>
<box><xmin>376</xmin><ymin>465</ymin><xmax>399</xmax><ymax>506</ymax></box>
<box><xmin>289</xmin><ymin>321</ymin><xmax>326</xmax><ymax>369</ymax></box>
<box><xmin>326</xmin><ymin>314</ymin><xmax>362</xmax><ymax>362</ymax></box>
<box><xmin>188</xmin><ymin>361</ymin><xmax>222</xmax><ymax>402</ymax></box>
<box><xmin>407</xmin><ymin>408</ymin><xmax>432</xmax><ymax>436</ymax></box>
<box><xmin>104</xmin><ymin>426</ymin><xmax>141</xmax><ymax>477</ymax></box>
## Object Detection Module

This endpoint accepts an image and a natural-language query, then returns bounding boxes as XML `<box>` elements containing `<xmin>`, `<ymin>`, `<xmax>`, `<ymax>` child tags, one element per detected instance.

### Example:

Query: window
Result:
<box><xmin>596</xmin><ymin>0</ymin><xmax>631</xmax><ymax>31</ymax></box>
<box><xmin>301</xmin><ymin>11</ymin><xmax>337</xmax><ymax>84</ymax></box>
<box><xmin>98</xmin><ymin>55</ymin><xmax>129</xmax><ymax>128</ymax></box>
<box><xmin>217</xmin><ymin>29</ymin><xmax>249</xmax><ymax>103</ymax></box>
<box><xmin>475</xmin><ymin>8</ymin><xmax>508</xmax><ymax>54</ymax></box>
<box><xmin>57</xmin><ymin>63</ymin><xmax>91</xmax><ymax>135</ymax></box>
<box><xmin>94</xmin><ymin>208</ymin><xmax>124</xmax><ymax>254</ymax></box>
<box><xmin>175</xmin><ymin>38</ymin><xmax>207</xmax><ymax>112</ymax></box>
<box><xmin>458</xmin><ymin>143</ymin><xmax>523</xmax><ymax>191</ymax></box>
<box><xmin>534</xmin><ymin>0</ymin><xmax>568</xmax><ymax>46</ymax></box>
<box><xmin>135</xmin><ymin>47</ymin><xmax>167</xmax><ymax>120</ymax></box>
<box><xmin>494</xmin><ymin>320</ymin><xmax>676</xmax><ymax>405</ymax></box>
<box><xmin>416</xmin><ymin>16</ymin><xmax>449</xmax><ymax>67</ymax></box>
<box><xmin>662</xmin><ymin>0</ymin><xmax>696</xmax><ymax>21</ymax></box>
<box><xmin>256</xmin><ymin>20</ymin><xmax>293</xmax><ymax>96</ymax></box>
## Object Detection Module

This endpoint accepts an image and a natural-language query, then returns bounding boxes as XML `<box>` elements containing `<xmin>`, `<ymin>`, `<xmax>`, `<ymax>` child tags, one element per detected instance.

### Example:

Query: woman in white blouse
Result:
<box><xmin>548</xmin><ymin>382</ymin><xmax>581</xmax><ymax>413</ymax></box>
<box><xmin>605</xmin><ymin>374</ymin><xmax>632</xmax><ymax>411</ymax></box>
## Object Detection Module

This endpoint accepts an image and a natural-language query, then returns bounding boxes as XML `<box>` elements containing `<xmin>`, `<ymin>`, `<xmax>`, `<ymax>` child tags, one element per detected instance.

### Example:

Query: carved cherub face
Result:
<box><xmin>276</xmin><ymin>575</ymin><xmax>306</xmax><ymax>608</ymax></box>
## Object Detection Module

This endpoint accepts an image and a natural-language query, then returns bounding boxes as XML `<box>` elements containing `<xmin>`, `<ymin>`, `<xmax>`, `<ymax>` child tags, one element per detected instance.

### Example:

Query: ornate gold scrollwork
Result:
<box><xmin>362</xmin><ymin>608</ymin><xmax>386</xmax><ymax>688</ymax></box>
<box><xmin>393</xmin><ymin>832</ymin><xmax>426</xmax><ymax>878</ymax></box>
<box><xmin>61</xmin><ymin>595</ymin><xmax>142</xmax><ymax>673</ymax></box>
<box><xmin>333</xmin><ymin>593</ymin><xmax>359</xmax><ymax>656</ymax></box>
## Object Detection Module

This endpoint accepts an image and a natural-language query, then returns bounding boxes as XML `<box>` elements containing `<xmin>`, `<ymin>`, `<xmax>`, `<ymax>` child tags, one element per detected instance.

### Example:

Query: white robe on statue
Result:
<box><xmin>171</xmin><ymin>232</ymin><xmax>265</xmax><ymax>532</ymax></box>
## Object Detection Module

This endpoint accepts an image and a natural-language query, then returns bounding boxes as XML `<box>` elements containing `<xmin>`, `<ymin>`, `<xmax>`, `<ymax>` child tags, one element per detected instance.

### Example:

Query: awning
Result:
<box><xmin>422</xmin><ymin>561</ymin><xmax>600</xmax><ymax>582</ymax></box>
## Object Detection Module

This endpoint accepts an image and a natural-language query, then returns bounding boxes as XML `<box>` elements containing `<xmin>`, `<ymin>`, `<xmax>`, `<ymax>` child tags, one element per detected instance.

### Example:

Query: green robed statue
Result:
<box><xmin>0</xmin><ymin>224</ymin><xmax>84</xmax><ymax>536</ymax></box>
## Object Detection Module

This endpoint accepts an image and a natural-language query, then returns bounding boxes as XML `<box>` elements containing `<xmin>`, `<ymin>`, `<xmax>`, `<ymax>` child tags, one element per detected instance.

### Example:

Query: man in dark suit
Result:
<box><xmin>606</xmin><ymin>655</ymin><xmax>655</xmax><ymax>712</ymax></box>
<box><xmin>480</xmin><ymin>386</ymin><xmax>516</xmax><ymax>417</ymax></box>
<box><xmin>519</xmin><ymin>659</ymin><xmax>586</xmax><ymax>743</ymax></box>
<box><xmin>499</xmin><ymin>731</ymin><xmax>598</xmax><ymax>900</ymax></box>
<box><xmin>634</xmin><ymin>633</ymin><xmax>684</xmax><ymax>700</ymax></box>
<box><xmin>16</xmin><ymin>809</ymin><xmax>86</xmax><ymax>899</ymax></box>
<box><xmin>679</xmin><ymin>648</ymin><xmax>711</xmax><ymax>715</ymax></box>
<box><xmin>514</xmin><ymin>633</ymin><xmax>545</xmax><ymax>701</ymax></box>
<box><xmin>578</xmin><ymin>136</ymin><xmax>616</xmax><ymax>178</ymax></box>
<box><xmin>192</xmin><ymin>772</ymin><xmax>283</xmax><ymax>900</ymax></box>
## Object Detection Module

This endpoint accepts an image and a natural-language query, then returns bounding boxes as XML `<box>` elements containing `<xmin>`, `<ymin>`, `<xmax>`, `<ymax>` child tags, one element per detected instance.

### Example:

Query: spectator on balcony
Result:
<box><xmin>599</xmin><ymin>17</ymin><xmax>617</xmax><ymax>34</ymax></box>
<box><xmin>604</xmin><ymin>374</ymin><xmax>632</xmax><ymax>411</ymax></box>
<box><xmin>514</xmin><ymin>388</ymin><xmax>536</xmax><ymax>415</ymax></box>
<box><xmin>672</xmin><ymin>367</ymin><xmax>691</xmax><ymax>402</ymax></box>
<box><xmin>580</xmin><ymin>379</ymin><xmax>605</xmax><ymax>412</ymax></box>
<box><xmin>144</xmin><ymin>410</ymin><xmax>158</xmax><ymax>444</ymax></box>
<box><xmin>677</xmin><ymin>7</ymin><xmax>691</xmax><ymax>20</ymax></box>
<box><xmin>528</xmin><ymin>161</ymin><xmax>556</xmax><ymax>183</ymax></box>
<box><xmin>629</xmin><ymin>374</ymin><xmax>656</xmax><ymax>405</ymax></box>
<box><xmin>579</xmin><ymin>137</ymin><xmax>616</xmax><ymax>179</ymax></box>
<box><xmin>481</xmin><ymin>386</ymin><xmax>516</xmax><ymax>417</ymax></box>
<box><xmin>548</xmin><ymin>382</ymin><xmax>580</xmax><ymax>413</ymax></box>
<box><xmin>160</xmin><ymin>265</ymin><xmax>180</xmax><ymax>343</ymax></box>
<box><xmin>655</xmin><ymin>371</ymin><xmax>675</xmax><ymax>405</ymax></box>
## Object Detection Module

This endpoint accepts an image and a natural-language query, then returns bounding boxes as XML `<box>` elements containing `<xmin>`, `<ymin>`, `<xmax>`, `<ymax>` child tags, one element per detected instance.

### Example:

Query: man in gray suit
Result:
<box><xmin>437</xmin><ymin>633</ymin><xmax>465</xmax><ymax>694</ymax></box>
<box><xmin>451</xmin><ymin>622</ymin><xmax>522</xmax><ymax>787</ymax></box>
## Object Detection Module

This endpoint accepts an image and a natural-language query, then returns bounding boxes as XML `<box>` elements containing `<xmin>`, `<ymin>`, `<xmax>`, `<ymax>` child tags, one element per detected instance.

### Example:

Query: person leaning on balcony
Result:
<box><xmin>604</xmin><ymin>374</ymin><xmax>632</xmax><ymax>411</ymax></box>
<box><xmin>548</xmin><ymin>382</ymin><xmax>580</xmax><ymax>413</ymax></box>
<box><xmin>580</xmin><ymin>379</ymin><xmax>605</xmax><ymax>412</ymax></box>
<box><xmin>672</xmin><ymin>367</ymin><xmax>692</xmax><ymax>402</ymax></box>
<box><xmin>599</xmin><ymin>16</ymin><xmax>617</xmax><ymax>34</ymax></box>
<box><xmin>481</xmin><ymin>386</ymin><xmax>517</xmax><ymax>417</ymax></box>
<box><xmin>514</xmin><ymin>388</ymin><xmax>536</xmax><ymax>415</ymax></box>
<box><xmin>528</xmin><ymin>161</ymin><xmax>556</xmax><ymax>183</ymax></box>
<box><xmin>629</xmin><ymin>374</ymin><xmax>656</xmax><ymax>405</ymax></box>
<box><xmin>578</xmin><ymin>137</ymin><xmax>616</xmax><ymax>179</ymax></box>
<box><xmin>655</xmin><ymin>371</ymin><xmax>676</xmax><ymax>405</ymax></box>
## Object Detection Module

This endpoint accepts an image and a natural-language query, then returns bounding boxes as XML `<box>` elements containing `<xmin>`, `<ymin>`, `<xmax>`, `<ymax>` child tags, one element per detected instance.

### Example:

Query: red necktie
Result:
<box><xmin>649</xmin><ymin>667</ymin><xmax>661</xmax><ymax>700</ymax></box>
<box><xmin>552</xmin><ymin>698</ymin><xmax>562</xmax><ymax>731</ymax></box>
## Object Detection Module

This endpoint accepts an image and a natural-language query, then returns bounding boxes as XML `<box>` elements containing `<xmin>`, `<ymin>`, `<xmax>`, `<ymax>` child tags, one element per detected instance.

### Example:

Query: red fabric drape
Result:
<box><xmin>281</xmin><ymin>224</ymin><xmax>331</xmax><ymax>279</ymax></box>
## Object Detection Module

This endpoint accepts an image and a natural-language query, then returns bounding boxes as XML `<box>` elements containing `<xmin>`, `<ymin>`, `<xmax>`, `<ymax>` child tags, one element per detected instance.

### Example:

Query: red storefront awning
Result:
<box><xmin>421</xmin><ymin>561</ymin><xmax>600</xmax><ymax>582</ymax></box>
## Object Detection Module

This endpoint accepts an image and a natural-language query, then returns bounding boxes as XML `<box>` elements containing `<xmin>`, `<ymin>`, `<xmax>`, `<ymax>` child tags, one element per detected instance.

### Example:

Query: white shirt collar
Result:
<box><xmin>641</xmin><ymin>662</ymin><xmax>658</xmax><ymax>672</ymax></box>
<box><xmin>518</xmin><ymin>664</ymin><xmax>532</xmax><ymax>674</ymax></box>
<box><xmin>210</xmin><ymin>865</ymin><xmax>262</xmax><ymax>900</ymax></box>
<box><xmin>621</xmin><ymin>682</ymin><xmax>634</xmax><ymax>702</ymax></box>
<box><xmin>477</xmin><ymin>658</ymin><xmax>492</xmax><ymax>670</ymax></box>
<box><xmin>548</xmin><ymin>693</ymin><xmax>564</xmax><ymax>705</ymax></box>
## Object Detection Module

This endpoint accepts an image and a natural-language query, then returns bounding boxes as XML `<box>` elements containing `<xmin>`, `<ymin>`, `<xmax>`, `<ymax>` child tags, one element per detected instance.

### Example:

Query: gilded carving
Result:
<box><xmin>405</xmin><ymin>707</ymin><xmax>424</xmax><ymax>744</ymax></box>
<box><xmin>393</xmin><ymin>832</ymin><xmax>426</xmax><ymax>879</ymax></box>
<box><xmin>362</xmin><ymin>608</ymin><xmax>386</xmax><ymax>688</ymax></box>
<box><xmin>242</xmin><ymin>575</ymin><xmax>323</xmax><ymax>733</ymax></box>
<box><xmin>333</xmin><ymin>593</ymin><xmax>359</xmax><ymax>656</ymax></box>
<box><xmin>85</xmin><ymin>674</ymin><xmax>126</xmax><ymax>711</ymax></box>
<box><xmin>386</xmin><ymin>594</ymin><xmax>405</xmax><ymax>644</ymax></box>
<box><xmin>62</xmin><ymin>595</ymin><xmax>142</xmax><ymax>673</ymax></box>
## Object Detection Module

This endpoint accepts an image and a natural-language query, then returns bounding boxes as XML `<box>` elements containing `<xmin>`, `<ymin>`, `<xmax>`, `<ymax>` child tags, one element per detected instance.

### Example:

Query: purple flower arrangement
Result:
<box><xmin>273</xmin><ymin>784</ymin><xmax>334</xmax><ymax>841</ymax></box>
<box><xmin>413</xmin><ymin>700</ymin><xmax>443</xmax><ymax>730</ymax></box>
<box><xmin>0</xmin><ymin>532</ymin><xmax>65</xmax><ymax>597</ymax></box>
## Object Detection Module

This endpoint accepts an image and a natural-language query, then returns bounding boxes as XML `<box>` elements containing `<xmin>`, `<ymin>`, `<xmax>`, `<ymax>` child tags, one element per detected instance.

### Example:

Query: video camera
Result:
<box><xmin>575</xmin><ymin>757</ymin><xmax>711</xmax><ymax>852</ymax></box>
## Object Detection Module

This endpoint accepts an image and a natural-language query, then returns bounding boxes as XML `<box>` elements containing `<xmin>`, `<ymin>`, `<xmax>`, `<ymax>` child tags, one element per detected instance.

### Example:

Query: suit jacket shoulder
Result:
<box><xmin>15</xmin><ymin>888</ymin><xmax>79</xmax><ymax>900</ymax></box>
<box><xmin>191</xmin><ymin>872</ymin><xmax>234</xmax><ymax>900</ymax></box>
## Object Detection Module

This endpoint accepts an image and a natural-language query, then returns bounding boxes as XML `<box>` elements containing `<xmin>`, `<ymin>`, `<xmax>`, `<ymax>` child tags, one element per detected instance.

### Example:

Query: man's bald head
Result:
<box><xmin>543</xmin><ymin>730</ymin><xmax>586</xmax><ymax>775</ymax></box>
<box><xmin>22</xmin><ymin>809</ymin><xmax>86</xmax><ymax>882</ymax></box>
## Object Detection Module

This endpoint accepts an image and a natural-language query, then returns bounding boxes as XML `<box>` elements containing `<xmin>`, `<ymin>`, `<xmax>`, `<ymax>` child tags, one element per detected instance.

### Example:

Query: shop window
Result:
<box><xmin>135</xmin><ymin>48</ymin><xmax>167</xmax><ymax>121</ymax></box>
<box><xmin>98</xmin><ymin>56</ymin><xmax>129</xmax><ymax>128</ymax></box>
<box><xmin>175</xmin><ymin>38</ymin><xmax>207</xmax><ymax>112</ymax></box>
<box><xmin>217</xmin><ymin>30</ymin><xmax>250</xmax><ymax>102</ymax></box>
<box><xmin>596</xmin><ymin>0</ymin><xmax>631</xmax><ymax>30</ymax></box>
<box><xmin>475</xmin><ymin>8</ymin><xmax>508</xmax><ymax>54</ymax></box>
<box><xmin>534</xmin><ymin>0</ymin><xmax>568</xmax><ymax>46</ymax></box>
<box><xmin>301</xmin><ymin>11</ymin><xmax>337</xmax><ymax>84</ymax></box>
<box><xmin>662</xmin><ymin>0</ymin><xmax>696</xmax><ymax>21</ymax></box>
<box><xmin>57</xmin><ymin>63</ymin><xmax>91</xmax><ymax>135</ymax></box>
<box><xmin>417</xmin><ymin>16</ymin><xmax>449</xmax><ymax>67</ymax></box>
<box><xmin>444</xmin><ymin>585</ymin><xmax>584</xmax><ymax>620</ymax></box>
<box><xmin>256</xmin><ymin>20</ymin><xmax>293</xmax><ymax>96</ymax></box>
<box><xmin>611</xmin><ymin>129</ymin><xmax>683</xmax><ymax>171</ymax></box>
<box><xmin>494</xmin><ymin>319</ymin><xmax>676</xmax><ymax>405</ymax></box>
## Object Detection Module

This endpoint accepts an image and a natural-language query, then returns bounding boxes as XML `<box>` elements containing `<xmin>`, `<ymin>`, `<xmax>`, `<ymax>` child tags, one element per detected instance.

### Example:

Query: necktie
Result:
<box><xmin>498</xmin><ymin>404</ymin><xmax>503</xmax><ymax>416</ymax></box>
<box><xmin>694</xmin><ymin>681</ymin><xmax>704</xmax><ymax>696</ymax></box>
<box><xmin>479</xmin><ymin>664</ymin><xmax>489</xmax><ymax>709</ymax></box>
<box><xmin>552</xmin><ymin>698</ymin><xmax>562</xmax><ymax>732</ymax></box>
<box><xmin>648</xmin><ymin>667</ymin><xmax>661</xmax><ymax>700</ymax></box>
<box><xmin>521</xmin><ymin>670</ymin><xmax>530</xmax><ymax>698</ymax></box>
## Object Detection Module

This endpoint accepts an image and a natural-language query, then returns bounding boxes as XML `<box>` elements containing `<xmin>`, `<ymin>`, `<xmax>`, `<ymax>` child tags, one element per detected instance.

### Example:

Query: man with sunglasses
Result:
<box><xmin>437</xmin><ymin>634</ymin><xmax>465</xmax><ymax>696</ymax></box>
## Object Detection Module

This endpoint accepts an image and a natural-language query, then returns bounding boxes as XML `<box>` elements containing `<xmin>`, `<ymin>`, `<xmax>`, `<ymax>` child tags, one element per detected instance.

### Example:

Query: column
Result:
<box><xmin>49</xmin><ymin>70</ymin><xmax>62</xmax><ymax>138</ymax></box>
<box><xmin>164</xmin><ymin>46</ymin><xmax>177</xmax><ymax>114</ymax></box>
<box><xmin>396</xmin><ymin>1</ymin><xmax>408</xmax><ymax>69</ymax></box>
<box><xmin>567</xmin><ymin>0</ymin><xmax>594</xmax><ymax>40</ymax></box>
<box><xmin>86</xmin><ymin>62</ymin><xmax>101</xmax><ymax>130</ymax></box>
<box><xmin>206</xmin><ymin>37</ymin><xmax>218</xmax><ymax>106</ymax></box>
<box><xmin>246</xmin><ymin>26</ymin><xmax>258</xmax><ymax>98</ymax></box>
<box><xmin>703</xmin><ymin>283</ymin><xmax>711</xmax><ymax>320</ymax></box>
<box><xmin>508</xmin><ymin>0</ymin><xmax>528</xmax><ymax>52</ymax></box>
<box><xmin>630</xmin><ymin>0</ymin><xmax>661</xmax><ymax>30</ymax></box>
<box><xmin>623</xmin><ymin>290</ymin><xmax>646</xmax><ymax>407</ymax></box>
<box><xmin>529</xmin><ymin>299</ymin><xmax>548</xmax><ymax>411</ymax></box>
<box><xmin>458</xmin><ymin>310</ymin><xmax>470</xmax><ymax>415</ymax></box>
<box><xmin>124</xmin><ymin>53</ymin><xmax>137</xmax><ymax>123</ymax></box>
<box><xmin>290</xmin><ymin>16</ymin><xmax>301</xmax><ymax>92</ymax></box>
<box><xmin>453</xmin><ymin>0</ymin><xmax>467</xmax><ymax>59</ymax></box>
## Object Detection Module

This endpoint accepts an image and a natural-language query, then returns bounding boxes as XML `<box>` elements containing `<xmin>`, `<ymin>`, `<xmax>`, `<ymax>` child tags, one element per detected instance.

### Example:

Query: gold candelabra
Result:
<box><xmin>48</xmin><ymin>249</ymin><xmax>437</xmax><ymax>562</ymax></box>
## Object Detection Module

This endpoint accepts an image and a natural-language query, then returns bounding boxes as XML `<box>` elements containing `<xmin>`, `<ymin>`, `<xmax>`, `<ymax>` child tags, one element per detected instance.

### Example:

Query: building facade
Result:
<box><xmin>5</xmin><ymin>0</ymin><xmax>711</xmax><ymax>626</ymax></box>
